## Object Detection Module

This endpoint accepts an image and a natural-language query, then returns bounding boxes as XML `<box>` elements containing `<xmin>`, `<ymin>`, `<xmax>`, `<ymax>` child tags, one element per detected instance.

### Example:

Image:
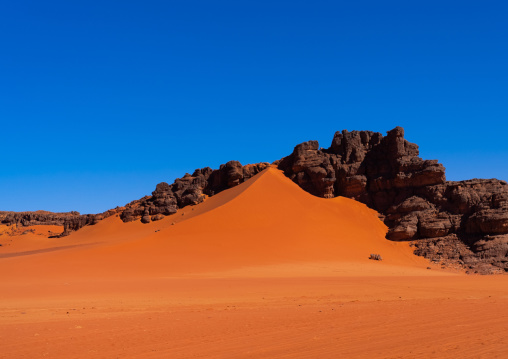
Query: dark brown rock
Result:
<box><xmin>151</xmin><ymin>214</ymin><xmax>165</xmax><ymax>221</ymax></box>
<box><xmin>62</xmin><ymin>214</ymin><xmax>99</xmax><ymax>236</ymax></box>
<box><xmin>387</xmin><ymin>196</ymin><xmax>434</xmax><ymax>215</ymax></box>
<box><xmin>0</xmin><ymin>210</ymin><xmax>80</xmax><ymax>227</ymax></box>
<box><xmin>278</xmin><ymin>141</ymin><xmax>336</xmax><ymax>198</ymax></box>
<box><xmin>279</xmin><ymin>126</ymin><xmax>446</xmax><ymax>211</ymax></box>
<box><xmin>418</xmin><ymin>215</ymin><xmax>452</xmax><ymax>238</ymax></box>
<box><xmin>472</xmin><ymin>235</ymin><xmax>508</xmax><ymax>271</ymax></box>
<box><xmin>467</xmin><ymin>209</ymin><xmax>508</xmax><ymax>235</ymax></box>
<box><xmin>278</xmin><ymin>126</ymin><xmax>508</xmax><ymax>273</ymax></box>
<box><xmin>387</xmin><ymin>214</ymin><xmax>418</xmax><ymax>241</ymax></box>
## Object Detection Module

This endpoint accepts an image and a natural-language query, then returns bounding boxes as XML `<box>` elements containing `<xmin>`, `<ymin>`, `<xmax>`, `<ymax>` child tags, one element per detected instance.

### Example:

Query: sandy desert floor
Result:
<box><xmin>1</xmin><ymin>168</ymin><xmax>507</xmax><ymax>358</ymax></box>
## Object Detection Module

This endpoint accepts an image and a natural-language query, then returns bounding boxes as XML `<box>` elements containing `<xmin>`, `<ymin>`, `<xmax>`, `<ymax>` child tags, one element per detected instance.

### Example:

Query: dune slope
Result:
<box><xmin>0</xmin><ymin>167</ymin><xmax>432</xmax><ymax>279</ymax></box>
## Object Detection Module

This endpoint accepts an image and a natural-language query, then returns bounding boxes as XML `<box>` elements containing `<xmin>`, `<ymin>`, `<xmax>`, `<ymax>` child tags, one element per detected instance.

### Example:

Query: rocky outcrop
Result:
<box><xmin>118</xmin><ymin>161</ymin><xmax>270</xmax><ymax>224</ymax></box>
<box><xmin>278</xmin><ymin>126</ymin><xmax>508</xmax><ymax>273</ymax></box>
<box><xmin>0</xmin><ymin>211</ymin><xmax>80</xmax><ymax>228</ymax></box>
<box><xmin>61</xmin><ymin>208</ymin><xmax>121</xmax><ymax>236</ymax></box>
<box><xmin>278</xmin><ymin>127</ymin><xmax>446</xmax><ymax>205</ymax></box>
<box><xmin>0</xmin><ymin>209</ymin><xmax>122</xmax><ymax>237</ymax></box>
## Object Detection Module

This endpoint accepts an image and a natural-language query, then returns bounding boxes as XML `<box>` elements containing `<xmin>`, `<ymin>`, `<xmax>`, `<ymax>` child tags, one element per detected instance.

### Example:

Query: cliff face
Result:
<box><xmin>278</xmin><ymin>127</ymin><xmax>508</xmax><ymax>273</ymax></box>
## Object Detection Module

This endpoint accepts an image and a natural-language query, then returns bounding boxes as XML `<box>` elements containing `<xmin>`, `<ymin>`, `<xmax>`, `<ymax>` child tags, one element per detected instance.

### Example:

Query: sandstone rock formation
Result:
<box><xmin>278</xmin><ymin>127</ymin><xmax>508</xmax><ymax>273</ymax></box>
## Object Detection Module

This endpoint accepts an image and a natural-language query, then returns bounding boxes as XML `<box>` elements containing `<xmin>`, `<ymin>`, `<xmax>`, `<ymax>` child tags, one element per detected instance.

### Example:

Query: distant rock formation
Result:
<box><xmin>0</xmin><ymin>210</ymin><xmax>120</xmax><ymax>236</ymax></box>
<box><xmin>0</xmin><ymin>210</ymin><xmax>79</xmax><ymax>231</ymax></box>
<box><xmin>278</xmin><ymin>127</ymin><xmax>508</xmax><ymax>274</ymax></box>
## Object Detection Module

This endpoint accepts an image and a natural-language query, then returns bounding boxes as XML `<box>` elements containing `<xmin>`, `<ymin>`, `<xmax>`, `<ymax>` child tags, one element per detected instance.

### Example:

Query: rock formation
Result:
<box><xmin>0</xmin><ymin>209</ymin><xmax>121</xmax><ymax>236</ymax></box>
<box><xmin>278</xmin><ymin>127</ymin><xmax>508</xmax><ymax>273</ymax></box>
<box><xmin>0</xmin><ymin>210</ymin><xmax>79</xmax><ymax>227</ymax></box>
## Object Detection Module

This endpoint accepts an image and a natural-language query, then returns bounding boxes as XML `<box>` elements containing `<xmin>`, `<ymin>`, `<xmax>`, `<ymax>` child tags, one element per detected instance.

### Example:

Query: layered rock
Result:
<box><xmin>278</xmin><ymin>126</ymin><xmax>508</xmax><ymax>273</ymax></box>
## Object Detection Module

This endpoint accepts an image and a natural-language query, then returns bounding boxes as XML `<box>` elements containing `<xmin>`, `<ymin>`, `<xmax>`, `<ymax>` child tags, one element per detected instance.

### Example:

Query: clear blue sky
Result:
<box><xmin>1</xmin><ymin>1</ymin><xmax>507</xmax><ymax>214</ymax></box>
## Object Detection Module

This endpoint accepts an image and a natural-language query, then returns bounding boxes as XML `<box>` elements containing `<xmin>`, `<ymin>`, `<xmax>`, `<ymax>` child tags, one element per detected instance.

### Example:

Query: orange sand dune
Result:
<box><xmin>0</xmin><ymin>167</ymin><xmax>434</xmax><ymax>279</ymax></box>
<box><xmin>1</xmin><ymin>167</ymin><xmax>508</xmax><ymax>358</ymax></box>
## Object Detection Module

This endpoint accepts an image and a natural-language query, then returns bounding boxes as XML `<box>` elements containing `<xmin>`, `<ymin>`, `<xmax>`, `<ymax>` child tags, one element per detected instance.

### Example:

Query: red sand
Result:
<box><xmin>1</xmin><ymin>167</ymin><xmax>508</xmax><ymax>358</ymax></box>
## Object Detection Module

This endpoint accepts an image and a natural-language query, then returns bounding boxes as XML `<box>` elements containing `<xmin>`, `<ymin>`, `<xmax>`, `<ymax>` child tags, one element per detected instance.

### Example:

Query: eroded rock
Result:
<box><xmin>278</xmin><ymin>126</ymin><xmax>508</xmax><ymax>273</ymax></box>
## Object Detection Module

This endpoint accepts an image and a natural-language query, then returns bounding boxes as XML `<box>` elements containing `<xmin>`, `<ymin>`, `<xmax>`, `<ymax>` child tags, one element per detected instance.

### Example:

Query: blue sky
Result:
<box><xmin>1</xmin><ymin>1</ymin><xmax>507</xmax><ymax>214</ymax></box>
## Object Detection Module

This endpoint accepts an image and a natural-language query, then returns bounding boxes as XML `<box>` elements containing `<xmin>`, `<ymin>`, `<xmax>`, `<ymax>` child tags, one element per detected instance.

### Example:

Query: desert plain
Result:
<box><xmin>1</xmin><ymin>168</ymin><xmax>508</xmax><ymax>358</ymax></box>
